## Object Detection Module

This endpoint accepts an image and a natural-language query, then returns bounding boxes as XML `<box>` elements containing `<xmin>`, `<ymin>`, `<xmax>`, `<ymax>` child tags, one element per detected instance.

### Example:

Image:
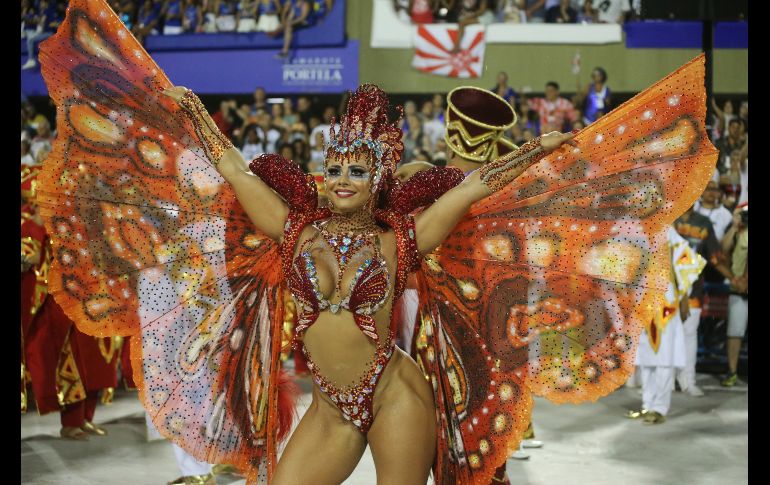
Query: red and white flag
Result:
<box><xmin>412</xmin><ymin>24</ymin><xmax>486</xmax><ymax>78</ymax></box>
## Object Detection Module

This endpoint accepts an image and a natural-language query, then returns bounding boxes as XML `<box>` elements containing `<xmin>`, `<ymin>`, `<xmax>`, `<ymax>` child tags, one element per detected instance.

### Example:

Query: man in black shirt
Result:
<box><xmin>674</xmin><ymin>206</ymin><xmax>740</xmax><ymax>396</ymax></box>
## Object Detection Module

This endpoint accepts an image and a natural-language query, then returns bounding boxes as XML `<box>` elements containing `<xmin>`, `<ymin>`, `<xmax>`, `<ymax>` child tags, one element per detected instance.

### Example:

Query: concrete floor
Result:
<box><xmin>21</xmin><ymin>373</ymin><xmax>747</xmax><ymax>485</ymax></box>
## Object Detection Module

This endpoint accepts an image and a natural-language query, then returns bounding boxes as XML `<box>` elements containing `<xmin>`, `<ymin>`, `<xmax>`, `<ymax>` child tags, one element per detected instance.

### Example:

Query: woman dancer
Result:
<box><xmin>160</xmin><ymin>80</ymin><xmax>575</xmax><ymax>484</ymax></box>
<box><xmin>36</xmin><ymin>1</ymin><xmax>716</xmax><ymax>483</ymax></box>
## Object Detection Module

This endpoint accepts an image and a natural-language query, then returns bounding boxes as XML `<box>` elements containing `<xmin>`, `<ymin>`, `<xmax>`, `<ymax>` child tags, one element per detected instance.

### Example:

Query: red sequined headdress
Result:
<box><xmin>327</xmin><ymin>84</ymin><xmax>404</xmax><ymax>193</ymax></box>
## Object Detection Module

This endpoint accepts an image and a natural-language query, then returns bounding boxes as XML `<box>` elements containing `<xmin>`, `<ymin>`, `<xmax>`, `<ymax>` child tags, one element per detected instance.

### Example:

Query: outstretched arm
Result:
<box><xmin>163</xmin><ymin>86</ymin><xmax>289</xmax><ymax>241</ymax></box>
<box><xmin>413</xmin><ymin>132</ymin><xmax>576</xmax><ymax>254</ymax></box>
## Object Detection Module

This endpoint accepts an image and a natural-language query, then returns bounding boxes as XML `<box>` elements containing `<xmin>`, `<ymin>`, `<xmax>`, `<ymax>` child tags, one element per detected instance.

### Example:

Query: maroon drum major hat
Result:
<box><xmin>444</xmin><ymin>86</ymin><xmax>518</xmax><ymax>164</ymax></box>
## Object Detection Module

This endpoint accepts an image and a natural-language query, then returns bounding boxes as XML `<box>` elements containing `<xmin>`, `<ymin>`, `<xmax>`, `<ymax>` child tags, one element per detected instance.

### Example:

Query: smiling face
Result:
<box><xmin>324</xmin><ymin>149</ymin><xmax>374</xmax><ymax>212</ymax></box>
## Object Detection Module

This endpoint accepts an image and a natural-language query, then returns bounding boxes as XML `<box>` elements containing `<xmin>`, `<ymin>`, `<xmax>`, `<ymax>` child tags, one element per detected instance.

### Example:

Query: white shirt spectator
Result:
<box><xmin>21</xmin><ymin>152</ymin><xmax>35</xmax><ymax>167</ymax></box>
<box><xmin>693</xmin><ymin>200</ymin><xmax>733</xmax><ymax>241</ymax></box>
<box><xmin>256</xmin><ymin>127</ymin><xmax>281</xmax><ymax>153</ymax></box>
<box><xmin>30</xmin><ymin>137</ymin><xmax>52</xmax><ymax>162</ymax></box>
<box><xmin>241</xmin><ymin>142</ymin><xmax>263</xmax><ymax>161</ymax></box>
<box><xmin>308</xmin><ymin>152</ymin><xmax>325</xmax><ymax>173</ymax></box>
<box><xmin>421</xmin><ymin>117</ymin><xmax>444</xmax><ymax>152</ymax></box>
<box><xmin>594</xmin><ymin>0</ymin><xmax>630</xmax><ymax>23</ymax></box>
<box><xmin>310</xmin><ymin>124</ymin><xmax>332</xmax><ymax>148</ymax></box>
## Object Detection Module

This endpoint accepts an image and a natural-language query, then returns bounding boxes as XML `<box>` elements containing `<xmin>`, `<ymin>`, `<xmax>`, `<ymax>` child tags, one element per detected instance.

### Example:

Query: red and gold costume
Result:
<box><xmin>444</xmin><ymin>86</ymin><xmax>518</xmax><ymax>164</ymax></box>
<box><xmin>36</xmin><ymin>1</ymin><xmax>716</xmax><ymax>482</ymax></box>
<box><xmin>21</xmin><ymin>165</ymin><xmax>119</xmax><ymax>430</ymax></box>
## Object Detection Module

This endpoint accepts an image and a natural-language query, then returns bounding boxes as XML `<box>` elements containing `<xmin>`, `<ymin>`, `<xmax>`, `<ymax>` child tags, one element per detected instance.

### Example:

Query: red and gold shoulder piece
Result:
<box><xmin>385</xmin><ymin>166</ymin><xmax>465</xmax><ymax>215</ymax></box>
<box><xmin>249</xmin><ymin>154</ymin><xmax>319</xmax><ymax>212</ymax></box>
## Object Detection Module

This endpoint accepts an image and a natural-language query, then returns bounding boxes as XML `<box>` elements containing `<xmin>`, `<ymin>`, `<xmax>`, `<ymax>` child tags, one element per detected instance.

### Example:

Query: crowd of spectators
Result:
<box><xmin>201</xmin><ymin>89</ymin><xmax>346</xmax><ymax>173</ymax></box>
<box><xmin>394</xmin><ymin>0</ymin><xmax>639</xmax><ymax>26</ymax></box>
<box><xmin>20</xmin><ymin>63</ymin><xmax>748</xmax><ymax>206</ymax></box>
<box><xmin>22</xmin><ymin>0</ymin><xmax>335</xmax><ymax>67</ymax></box>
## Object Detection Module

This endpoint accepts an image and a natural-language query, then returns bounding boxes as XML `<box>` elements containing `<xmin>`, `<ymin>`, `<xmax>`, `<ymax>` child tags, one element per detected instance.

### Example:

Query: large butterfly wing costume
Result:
<box><xmin>36</xmin><ymin>1</ymin><xmax>716</xmax><ymax>483</ymax></box>
<box><xmin>36</xmin><ymin>1</ymin><xmax>292</xmax><ymax>482</ymax></box>
<box><xmin>413</xmin><ymin>56</ymin><xmax>716</xmax><ymax>483</ymax></box>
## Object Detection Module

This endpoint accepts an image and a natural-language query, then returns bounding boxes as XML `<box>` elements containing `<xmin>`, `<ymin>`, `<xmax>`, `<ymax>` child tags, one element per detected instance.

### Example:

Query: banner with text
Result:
<box><xmin>22</xmin><ymin>40</ymin><xmax>359</xmax><ymax>96</ymax></box>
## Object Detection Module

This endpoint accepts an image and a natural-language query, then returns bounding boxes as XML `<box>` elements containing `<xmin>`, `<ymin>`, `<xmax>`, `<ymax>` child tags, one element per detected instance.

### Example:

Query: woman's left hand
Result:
<box><xmin>540</xmin><ymin>130</ymin><xmax>578</xmax><ymax>152</ymax></box>
<box><xmin>161</xmin><ymin>86</ymin><xmax>190</xmax><ymax>103</ymax></box>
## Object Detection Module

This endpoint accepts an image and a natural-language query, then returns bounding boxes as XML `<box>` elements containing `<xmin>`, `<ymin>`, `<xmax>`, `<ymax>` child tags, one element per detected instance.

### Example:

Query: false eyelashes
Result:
<box><xmin>325</xmin><ymin>165</ymin><xmax>372</xmax><ymax>181</ymax></box>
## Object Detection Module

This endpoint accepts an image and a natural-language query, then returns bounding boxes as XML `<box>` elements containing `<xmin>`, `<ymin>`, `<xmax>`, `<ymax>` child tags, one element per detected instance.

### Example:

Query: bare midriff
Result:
<box><xmin>300</xmin><ymin>301</ymin><xmax>394</xmax><ymax>389</ymax></box>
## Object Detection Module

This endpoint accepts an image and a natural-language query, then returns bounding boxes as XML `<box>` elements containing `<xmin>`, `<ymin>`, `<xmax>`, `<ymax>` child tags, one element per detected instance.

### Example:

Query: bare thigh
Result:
<box><xmin>272</xmin><ymin>394</ymin><xmax>368</xmax><ymax>485</ymax></box>
<box><xmin>367</xmin><ymin>353</ymin><xmax>437</xmax><ymax>485</ymax></box>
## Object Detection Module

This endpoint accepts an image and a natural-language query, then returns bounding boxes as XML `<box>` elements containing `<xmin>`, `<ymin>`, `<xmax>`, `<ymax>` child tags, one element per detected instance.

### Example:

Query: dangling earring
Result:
<box><xmin>371</xmin><ymin>165</ymin><xmax>382</xmax><ymax>194</ymax></box>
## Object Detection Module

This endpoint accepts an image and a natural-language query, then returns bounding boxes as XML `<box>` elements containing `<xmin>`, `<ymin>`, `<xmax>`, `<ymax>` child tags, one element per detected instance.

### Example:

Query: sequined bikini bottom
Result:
<box><xmin>301</xmin><ymin>343</ymin><xmax>395</xmax><ymax>433</ymax></box>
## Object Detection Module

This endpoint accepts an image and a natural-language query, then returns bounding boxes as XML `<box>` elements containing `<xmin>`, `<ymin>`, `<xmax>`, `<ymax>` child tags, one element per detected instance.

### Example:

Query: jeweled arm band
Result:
<box><xmin>178</xmin><ymin>89</ymin><xmax>234</xmax><ymax>166</ymax></box>
<box><xmin>478</xmin><ymin>136</ymin><xmax>545</xmax><ymax>193</ymax></box>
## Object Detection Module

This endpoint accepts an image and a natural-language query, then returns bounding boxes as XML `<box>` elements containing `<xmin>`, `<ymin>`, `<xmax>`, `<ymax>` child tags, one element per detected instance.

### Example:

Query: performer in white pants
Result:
<box><xmin>676</xmin><ymin>307</ymin><xmax>703</xmax><ymax>395</ymax></box>
<box><xmin>146</xmin><ymin>413</ymin><xmax>216</xmax><ymax>484</ymax></box>
<box><xmin>169</xmin><ymin>444</ymin><xmax>215</xmax><ymax>485</ymax></box>
<box><xmin>628</xmin><ymin>227</ymin><xmax>706</xmax><ymax>424</ymax></box>
<box><xmin>634</xmin><ymin>313</ymin><xmax>686</xmax><ymax>424</ymax></box>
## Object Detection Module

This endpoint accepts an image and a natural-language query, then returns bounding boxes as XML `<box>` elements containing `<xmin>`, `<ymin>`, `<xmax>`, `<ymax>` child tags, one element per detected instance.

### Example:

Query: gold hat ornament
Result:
<box><xmin>444</xmin><ymin>86</ymin><xmax>518</xmax><ymax>163</ymax></box>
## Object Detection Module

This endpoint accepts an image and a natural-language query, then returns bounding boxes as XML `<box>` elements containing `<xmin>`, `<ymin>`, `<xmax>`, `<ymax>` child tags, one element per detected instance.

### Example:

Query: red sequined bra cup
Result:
<box><xmin>287</xmin><ymin>230</ymin><xmax>391</xmax><ymax>344</ymax></box>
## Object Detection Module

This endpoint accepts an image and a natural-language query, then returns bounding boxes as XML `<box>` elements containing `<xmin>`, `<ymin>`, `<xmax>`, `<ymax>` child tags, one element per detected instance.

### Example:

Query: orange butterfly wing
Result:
<box><xmin>414</xmin><ymin>55</ymin><xmax>716</xmax><ymax>484</ymax></box>
<box><xmin>37</xmin><ymin>1</ymin><xmax>287</xmax><ymax>480</ymax></box>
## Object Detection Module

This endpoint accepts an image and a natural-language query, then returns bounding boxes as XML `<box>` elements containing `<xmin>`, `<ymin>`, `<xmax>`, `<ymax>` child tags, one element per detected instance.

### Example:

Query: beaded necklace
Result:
<box><xmin>313</xmin><ymin>214</ymin><xmax>382</xmax><ymax>297</ymax></box>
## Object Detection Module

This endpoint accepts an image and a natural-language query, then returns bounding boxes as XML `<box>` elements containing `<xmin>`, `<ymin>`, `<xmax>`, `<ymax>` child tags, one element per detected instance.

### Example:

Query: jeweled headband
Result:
<box><xmin>326</xmin><ymin>84</ymin><xmax>404</xmax><ymax>192</ymax></box>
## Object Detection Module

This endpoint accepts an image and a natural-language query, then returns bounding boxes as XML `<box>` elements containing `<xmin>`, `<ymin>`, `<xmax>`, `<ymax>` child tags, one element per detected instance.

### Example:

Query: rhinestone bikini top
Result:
<box><xmin>286</xmin><ymin>225</ymin><xmax>392</xmax><ymax>345</ymax></box>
